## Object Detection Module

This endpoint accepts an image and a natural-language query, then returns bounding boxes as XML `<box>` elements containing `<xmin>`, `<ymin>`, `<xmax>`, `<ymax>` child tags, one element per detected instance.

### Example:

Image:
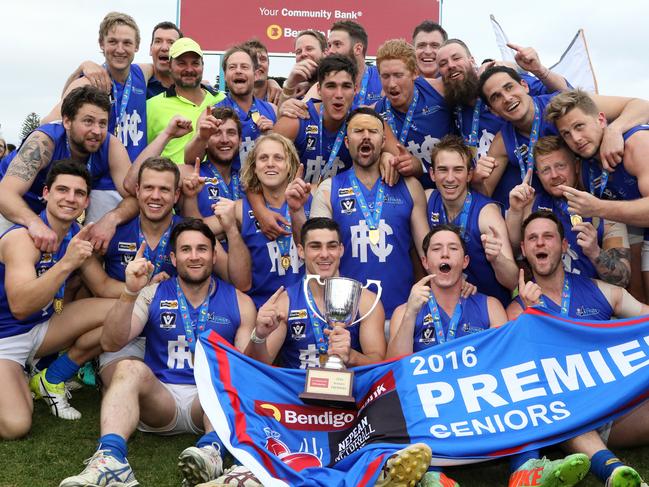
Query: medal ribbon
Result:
<box><xmin>440</xmin><ymin>192</ymin><xmax>473</xmax><ymax>237</ymax></box>
<box><xmin>138</xmin><ymin>217</ymin><xmax>172</xmax><ymax>276</ymax></box>
<box><xmin>426</xmin><ymin>293</ymin><xmax>464</xmax><ymax>344</ymax></box>
<box><xmin>385</xmin><ymin>88</ymin><xmax>420</xmax><ymax>145</ymax></box>
<box><xmin>539</xmin><ymin>274</ymin><xmax>571</xmax><ymax>316</ymax></box>
<box><xmin>455</xmin><ymin>100</ymin><xmax>482</xmax><ymax>148</ymax></box>
<box><xmin>40</xmin><ymin>210</ymin><xmax>75</xmax><ymax>306</ymax></box>
<box><xmin>319</xmin><ymin>103</ymin><xmax>347</xmax><ymax>179</ymax></box>
<box><xmin>304</xmin><ymin>277</ymin><xmax>329</xmax><ymax>356</ymax></box>
<box><xmin>205</xmin><ymin>161</ymin><xmax>240</xmax><ymax>200</ymax></box>
<box><xmin>176</xmin><ymin>277</ymin><xmax>214</xmax><ymax>353</ymax></box>
<box><xmin>108</xmin><ymin>67</ymin><xmax>133</xmax><ymax>138</ymax></box>
<box><xmin>354</xmin><ymin>67</ymin><xmax>370</xmax><ymax>107</ymax></box>
<box><xmin>348</xmin><ymin>172</ymin><xmax>385</xmax><ymax>234</ymax></box>
<box><xmin>65</xmin><ymin>136</ymin><xmax>94</xmax><ymax>174</ymax></box>
<box><xmin>587</xmin><ymin>160</ymin><xmax>609</xmax><ymax>198</ymax></box>
<box><xmin>269</xmin><ymin>202</ymin><xmax>292</xmax><ymax>261</ymax></box>
<box><xmin>514</xmin><ymin>100</ymin><xmax>541</xmax><ymax>181</ymax></box>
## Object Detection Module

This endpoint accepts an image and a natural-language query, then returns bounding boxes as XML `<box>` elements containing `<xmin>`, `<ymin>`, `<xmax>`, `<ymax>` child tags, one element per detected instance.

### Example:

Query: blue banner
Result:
<box><xmin>194</xmin><ymin>308</ymin><xmax>649</xmax><ymax>487</ymax></box>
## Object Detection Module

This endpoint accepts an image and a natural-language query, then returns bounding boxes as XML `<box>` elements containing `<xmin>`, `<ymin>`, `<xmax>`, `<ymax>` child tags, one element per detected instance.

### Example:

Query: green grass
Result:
<box><xmin>1</xmin><ymin>388</ymin><xmax>647</xmax><ymax>486</ymax></box>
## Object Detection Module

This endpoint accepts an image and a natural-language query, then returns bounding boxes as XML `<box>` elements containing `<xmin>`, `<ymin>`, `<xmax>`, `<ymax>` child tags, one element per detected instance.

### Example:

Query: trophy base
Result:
<box><xmin>299</xmin><ymin>367</ymin><xmax>356</xmax><ymax>409</ymax></box>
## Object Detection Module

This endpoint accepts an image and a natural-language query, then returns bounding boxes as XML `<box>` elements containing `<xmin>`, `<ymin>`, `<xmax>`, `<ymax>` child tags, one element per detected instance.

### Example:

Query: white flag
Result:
<box><xmin>489</xmin><ymin>15</ymin><xmax>598</xmax><ymax>93</ymax></box>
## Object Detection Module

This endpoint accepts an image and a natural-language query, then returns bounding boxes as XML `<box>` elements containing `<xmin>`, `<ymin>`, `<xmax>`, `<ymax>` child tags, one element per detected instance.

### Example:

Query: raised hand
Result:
<box><xmin>509</xmin><ymin>168</ymin><xmax>535</xmax><ymax>212</ymax></box>
<box><xmin>212</xmin><ymin>197</ymin><xmax>236</xmax><ymax>232</ymax></box>
<box><xmin>481</xmin><ymin>224</ymin><xmax>504</xmax><ymax>263</ymax></box>
<box><xmin>165</xmin><ymin>115</ymin><xmax>193</xmax><ymax>139</ymax></box>
<box><xmin>28</xmin><ymin>218</ymin><xmax>59</xmax><ymax>253</ymax></box>
<box><xmin>406</xmin><ymin>274</ymin><xmax>436</xmax><ymax>314</ymax></box>
<box><xmin>572</xmin><ymin>221</ymin><xmax>600</xmax><ymax>259</ymax></box>
<box><xmin>63</xmin><ymin>222</ymin><xmax>96</xmax><ymax>269</ymax></box>
<box><xmin>557</xmin><ymin>185</ymin><xmax>601</xmax><ymax>218</ymax></box>
<box><xmin>255</xmin><ymin>286</ymin><xmax>286</xmax><ymax>340</ymax></box>
<box><xmin>474</xmin><ymin>155</ymin><xmax>497</xmax><ymax>183</ymax></box>
<box><xmin>518</xmin><ymin>268</ymin><xmax>542</xmax><ymax>309</ymax></box>
<box><xmin>507</xmin><ymin>43</ymin><xmax>544</xmax><ymax>75</ymax></box>
<box><xmin>182</xmin><ymin>157</ymin><xmax>206</xmax><ymax>199</ymax></box>
<box><xmin>285</xmin><ymin>164</ymin><xmax>311</xmax><ymax>211</ymax></box>
<box><xmin>124</xmin><ymin>241</ymin><xmax>154</xmax><ymax>294</ymax></box>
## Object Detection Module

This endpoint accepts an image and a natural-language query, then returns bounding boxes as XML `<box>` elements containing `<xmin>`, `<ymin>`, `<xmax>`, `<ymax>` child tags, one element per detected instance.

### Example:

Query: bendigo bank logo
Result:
<box><xmin>266</xmin><ymin>24</ymin><xmax>282</xmax><ymax>40</ymax></box>
<box><xmin>255</xmin><ymin>401</ymin><xmax>356</xmax><ymax>431</ymax></box>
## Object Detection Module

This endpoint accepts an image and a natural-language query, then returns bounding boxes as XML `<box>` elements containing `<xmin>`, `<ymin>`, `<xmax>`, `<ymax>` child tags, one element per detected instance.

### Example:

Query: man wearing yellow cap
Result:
<box><xmin>147</xmin><ymin>38</ymin><xmax>225</xmax><ymax>164</ymax></box>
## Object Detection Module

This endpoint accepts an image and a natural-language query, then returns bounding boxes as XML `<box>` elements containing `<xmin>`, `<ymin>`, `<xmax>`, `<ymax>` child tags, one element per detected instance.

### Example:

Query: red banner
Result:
<box><xmin>178</xmin><ymin>0</ymin><xmax>440</xmax><ymax>55</ymax></box>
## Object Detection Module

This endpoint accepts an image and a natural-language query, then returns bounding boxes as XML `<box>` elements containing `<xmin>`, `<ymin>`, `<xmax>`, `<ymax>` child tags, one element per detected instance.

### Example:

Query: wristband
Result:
<box><xmin>120</xmin><ymin>287</ymin><xmax>139</xmax><ymax>301</ymax></box>
<box><xmin>250</xmin><ymin>328</ymin><xmax>267</xmax><ymax>344</ymax></box>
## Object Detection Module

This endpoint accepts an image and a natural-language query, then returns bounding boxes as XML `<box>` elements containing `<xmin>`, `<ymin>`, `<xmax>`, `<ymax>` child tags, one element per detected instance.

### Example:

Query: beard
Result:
<box><xmin>176</xmin><ymin>265</ymin><xmax>212</xmax><ymax>286</ymax></box>
<box><xmin>443</xmin><ymin>68</ymin><xmax>480</xmax><ymax>107</ymax></box>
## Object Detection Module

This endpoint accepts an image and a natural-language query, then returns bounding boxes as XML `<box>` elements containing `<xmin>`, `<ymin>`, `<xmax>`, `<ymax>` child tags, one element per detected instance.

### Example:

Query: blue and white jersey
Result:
<box><xmin>143</xmin><ymin>277</ymin><xmax>241</xmax><ymax>384</ymax></box>
<box><xmin>375</xmin><ymin>77</ymin><xmax>453</xmax><ymax>189</ymax></box>
<box><xmin>196</xmin><ymin>160</ymin><xmax>242</xmax><ymax>217</ymax></box>
<box><xmin>494</xmin><ymin>94</ymin><xmax>558</xmax><ymax>210</ymax></box>
<box><xmin>241</xmin><ymin>196</ymin><xmax>311</xmax><ymax>308</ymax></box>
<box><xmin>354</xmin><ymin>65</ymin><xmax>383</xmax><ymax>108</ymax></box>
<box><xmin>412</xmin><ymin>293</ymin><xmax>490</xmax><ymax>352</ymax></box>
<box><xmin>293</xmin><ymin>100</ymin><xmax>352</xmax><ymax>185</ymax></box>
<box><xmin>427</xmin><ymin>190</ymin><xmax>511</xmax><ymax>305</ymax></box>
<box><xmin>214</xmin><ymin>95</ymin><xmax>276</xmax><ymax>171</ymax></box>
<box><xmin>0</xmin><ymin>123</ymin><xmax>111</xmax><ymax>213</ymax></box>
<box><xmin>0</xmin><ymin>215</ymin><xmax>80</xmax><ymax>338</ymax></box>
<box><xmin>533</xmin><ymin>193</ymin><xmax>603</xmax><ymax>278</ymax></box>
<box><xmin>514</xmin><ymin>272</ymin><xmax>613</xmax><ymax>320</ymax></box>
<box><xmin>281</xmin><ymin>280</ymin><xmax>362</xmax><ymax>369</ymax></box>
<box><xmin>330</xmin><ymin>170</ymin><xmax>414</xmax><ymax>317</ymax></box>
<box><xmin>104</xmin><ymin>215</ymin><xmax>182</xmax><ymax>281</ymax></box>
<box><xmin>107</xmin><ymin>64</ymin><xmax>148</xmax><ymax>163</ymax></box>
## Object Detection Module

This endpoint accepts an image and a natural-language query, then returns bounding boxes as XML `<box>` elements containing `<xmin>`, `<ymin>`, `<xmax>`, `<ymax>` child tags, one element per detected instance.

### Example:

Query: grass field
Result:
<box><xmin>1</xmin><ymin>387</ymin><xmax>648</xmax><ymax>486</ymax></box>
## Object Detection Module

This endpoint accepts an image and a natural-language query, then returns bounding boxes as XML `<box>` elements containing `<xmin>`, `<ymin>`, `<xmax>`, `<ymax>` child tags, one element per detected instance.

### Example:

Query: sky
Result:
<box><xmin>1</xmin><ymin>0</ymin><xmax>647</xmax><ymax>144</ymax></box>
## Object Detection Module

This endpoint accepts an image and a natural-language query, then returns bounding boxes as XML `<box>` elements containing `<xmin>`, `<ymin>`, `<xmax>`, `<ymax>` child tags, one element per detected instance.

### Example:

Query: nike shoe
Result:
<box><xmin>508</xmin><ymin>453</ymin><xmax>590</xmax><ymax>487</ymax></box>
<box><xmin>418</xmin><ymin>471</ymin><xmax>460</xmax><ymax>487</ymax></box>
<box><xmin>605</xmin><ymin>466</ymin><xmax>644</xmax><ymax>487</ymax></box>
<box><xmin>30</xmin><ymin>369</ymin><xmax>81</xmax><ymax>420</ymax></box>
<box><xmin>178</xmin><ymin>443</ymin><xmax>224</xmax><ymax>486</ymax></box>
<box><xmin>375</xmin><ymin>443</ymin><xmax>432</xmax><ymax>487</ymax></box>
<box><xmin>59</xmin><ymin>449</ymin><xmax>138</xmax><ymax>487</ymax></box>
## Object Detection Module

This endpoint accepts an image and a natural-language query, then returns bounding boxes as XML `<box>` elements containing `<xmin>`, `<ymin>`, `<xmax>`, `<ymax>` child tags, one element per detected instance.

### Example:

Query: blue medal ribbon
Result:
<box><xmin>40</xmin><ymin>210</ymin><xmax>75</xmax><ymax>306</ymax></box>
<box><xmin>138</xmin><ymin>217</ymin><xmax>172</xmax><ymax>276</ymax></box>
<box><xmin>513</xmin><ymin>100</ymin><xmax>541</xmax><ymax>181</ymax></box>
<box><xmin>539</xmin><ymin>274</ymin><xmax>571</xmax><ymax>316</ymax></box>
<box><xmin>426</xmin><ymin>293</ymin><xmax>464</xmax><ymax>344</ymax></box>
<box><xmin>587</xmin><ymin>160</ymin><xmax>609</xmax><ymax>198</ymax></box>
<box><xmin>226</xmin><ymin>96</ymin><xmax>261</xmax><ymax>136</ymax></box>
<box><xmin>455</xmin><ymin>100</ymin><xmax>482</xmax><ymax>148</ymax></box>
<box><xmin>318</xmin><ymin>103</ymin><xmax>347</xmax><ymax>180</ymax></box>
<box><xmin>304</xmin><ymin>277</ymin><xmax>329</xmax><ymax>356</ymax></box>
<box><xmin>348</xmin><ymin>172</ymin><xmax>385</xmax><ymax>235</ymax></box>
<box><xmin>439</xmin><ymin>192</ymin><xmax>473</xmax><ymax>237</ymax></box>
<box><xmin>108</xmin><ymin>67</ymin><xmax>133</xmax><ymax>138</ymax></box>
<box><xmin>176</xmin><ymin>277</ymin><xmax>214</xmax><ymax>353</ymax></box>
<box><xmin>270</xmin><ymin>202</ymin><xmax>292</xmax><ymax>262</ymax></box>
<box><xmin>205</xmin><ymin>161</ymin><xmax>240</xmax><ymax>200</ymax></box>
<box><xmin>353</xmin><ymin>67</ymin><xmax>370</xmax><ymax>107</ymax></box>
<box><xmin>65</xmin><ymin>136</ymin><xmax>94</xmax><ymax>174</ymax></box>
<box><xmin>385</xmin><ymin>88</ymin><xmax>420</xmax><ymax>145</ymax></box>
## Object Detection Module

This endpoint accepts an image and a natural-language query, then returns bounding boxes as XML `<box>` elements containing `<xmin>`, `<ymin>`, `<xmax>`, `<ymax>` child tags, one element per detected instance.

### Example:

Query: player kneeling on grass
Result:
<box><xmin>387</xmin><ymin>224</ymin><xmax>590</xmax><ymax>487</ymax></box>
<box><xmin>59</xmin><ymin>218</ymin><xmax>257</xmax><ymax>487</ymax></box>
<box><xmin>0</xmin><ymin>160</ymin><xmax>118</xmax><ymax>438</ymax></box>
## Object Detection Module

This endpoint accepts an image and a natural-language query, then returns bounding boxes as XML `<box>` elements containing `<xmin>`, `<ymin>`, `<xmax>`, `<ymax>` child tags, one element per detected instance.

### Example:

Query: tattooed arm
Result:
<box><xmin>594</xmin><ymin>248</ymin><xmax>631</xmax><ymax>288</ymax></box>
<box><xmin>0</xmin><ymin>131</ymin><xmax>59</xmax><ymax>252</ymax></box>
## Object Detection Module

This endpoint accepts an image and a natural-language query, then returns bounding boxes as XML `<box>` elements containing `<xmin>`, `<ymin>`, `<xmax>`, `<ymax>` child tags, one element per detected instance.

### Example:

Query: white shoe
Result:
<box><xmin>30</xmin><ymin>369</ymin><xmax>82</xmax><ymax>420</ymax></box>
<box><xmin>59</xmin><ymin>449</ymin><xmax>138</xmax><ymax>486</ymax></box>
<box><xmin>203</xmin><ymin>465</ymin><xmax>262</xmax><ymax>486</ymax></box>
<box><xmin>178</xmin><ymin>444</ymin><xmax>224</xmax><ymax>486</ymax></box>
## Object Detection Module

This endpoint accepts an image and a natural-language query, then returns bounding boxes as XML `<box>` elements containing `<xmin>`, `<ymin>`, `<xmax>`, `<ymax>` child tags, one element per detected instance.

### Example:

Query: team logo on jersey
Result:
<box><xmin>420</xmin><ymin>325</ymin><xmax>435</xmax><ymax>345</ymax></box>
<box><xmin>290</xmin><ymin>323</ymin><xmax>306</xmax><ymax>340</ymax></box>
<box><xmin>430</xmin><ymin>212</ymin><xmax>440</xmax><ymax>224</ymax></box>
<box><xmin>337</xmin><ymin>187</ymin><xmax>354</xmax><ymax>198</ymax></box>
<box><xmin>40</xmin><ymin>253</ymin><xmax>53</xmax><ymax>264</ymax></box>
<box><xmin>305</xmin><ymin>124</ymin><xmax>319</xmax><ymax>135</ymax></box>
<box><xmin>160</xmin><ymin>300</ymin><xmax>179</xmax><ymax>309</ymax></box>
<box><xmin>208</xmin><ymin>186</ymin><xmax>220</xmax><ymax>199</ymax></box>
<box><xmin>205</xmin><ymin>177</ymin><xmax>219</xmax><ymax>185</ymax></box>
<box><xmin>383</xmin><ymin>194</ymin><xmax>404</xmax><ymax>205</ymax></box>
<box><xmin>160</xmin><ymin>311</ymin><xmax>177</xmax><ymax>329</ymax></box>
<box><xmin>121</xmin><ymin>253</ymin><xmax>135</xmax><ymax>266</ymax></box>
<box><xmin>576</xmin><ymin>306</ymin><xmax>600</xmax><ymax>317</ymax></box>
<box><xmin>306</xmin><ymin>135</ymin><xmax>317</xmax><ymax>151</ymax></box>
<box><xmin>340</xmin><ymin>198</ymin><xmax>356</xmax><ymax>214</ymax></box>
<box><xmin>421</xmin><ymin>105</ymin><xmax>441</xmax><ymax>116</ymax></box>
<box><xmin>289</xmin><ymin>309</ymin><xmax>308</xmax><ymax>320</ymax></box>
<box><xmin>207</xmin><ymin>312</ymin><xmax>231</xmax><ymax>324</ymax></box>
<box><xmin>118</xmin><ymin>242</ymin><xmax>138</xmax><ymax>252</ymax></box>
<box><xmin>248</xmin><ymin>210</ymin><xmax>261</xmax><ymax>230</ymax></box>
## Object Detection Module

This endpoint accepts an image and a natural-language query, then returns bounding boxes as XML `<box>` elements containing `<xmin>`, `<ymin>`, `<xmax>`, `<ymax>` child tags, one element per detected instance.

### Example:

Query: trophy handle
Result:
<box><xmin>351</xmin><ymin>279</ymin><xmax>382</xmax><ymax>325</ymax></box>
<box><xmin>303</xmin><ymin>274</ymin><xmax>327</xmax><ymax>322</ymax></box>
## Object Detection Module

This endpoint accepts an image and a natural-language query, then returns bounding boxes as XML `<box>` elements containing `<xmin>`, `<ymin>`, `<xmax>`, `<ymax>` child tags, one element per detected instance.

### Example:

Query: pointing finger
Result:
<box><xmin>506</xmin><ymin>42</ymin><xmax>523</xmax><ymax>52</ymax></box>
<box><xmin>76</xmin><ymin>222</ymin><xmax>95</xmax><ymax>240</ymax></box>
<box><xmin>135</xmin><ymin>240</ymin><xmax>147</xmax><ymax>259</ymax></box>
<box><xmin>269</xmin><ymin>286</ymin><xmax>285</xmax><ymax>304</ymax></box>
<box><xmin>523</xmin><ymin>168</ymin><xmax>533</xmax><ymax>185</ymax></box>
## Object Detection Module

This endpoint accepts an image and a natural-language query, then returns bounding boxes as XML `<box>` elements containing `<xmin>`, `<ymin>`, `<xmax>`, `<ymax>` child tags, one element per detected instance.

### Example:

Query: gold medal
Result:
<box><xmin>281</xmin><ymin>255</ymin><xmax>291</xmax><ymax>271</ymax></box>
<box><xmin>251</xmin><ymin>111</ymin><xmax>261</xmax><ymax>125</ymax></box>
<box><xmin>570</xmin><ymin>214</ymin><xmax>583</xmax><ymax>226</ymax></box>
<box><xmin>318</xmin><ymin>353</ymin><xmax>328</xmax><ymax>367</ymax></box>
<box><xmin>53</xmin><ymin>298</ymin><xmax>64</xmax><ymax>314</ymax></box>
<box><xmin>369</xmin><ymin>228</ymin><xmax>380</xmax><ymax>245</ymax></box>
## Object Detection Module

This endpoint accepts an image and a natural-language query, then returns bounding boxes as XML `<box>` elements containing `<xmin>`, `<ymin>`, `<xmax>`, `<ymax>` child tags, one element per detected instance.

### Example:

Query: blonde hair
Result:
<box><xmin>376</xmin><ymin>39</ymin><xmax>418</xmax><ymax>75</ymax></box>
<box><xmin>99</xmin><ymin>12</ymin><xmax>141</xmax><ymax>48</ymax></box>
<box><xmin>544</xmin><ymin>89</ymin><xmax>599</xmax><ymax>124</ymax></box>
<box><xmin>240</xmin><ymin>134</ymin><xmax>301</xmax><ymax>193</ymax></box>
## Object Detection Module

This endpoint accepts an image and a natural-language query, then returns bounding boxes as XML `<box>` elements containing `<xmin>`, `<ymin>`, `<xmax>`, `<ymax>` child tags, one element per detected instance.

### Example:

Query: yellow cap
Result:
<box><xmin>170</xmin><ymin>37</ymin><xmax>203</xmax><ymax>59</ymax></box>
